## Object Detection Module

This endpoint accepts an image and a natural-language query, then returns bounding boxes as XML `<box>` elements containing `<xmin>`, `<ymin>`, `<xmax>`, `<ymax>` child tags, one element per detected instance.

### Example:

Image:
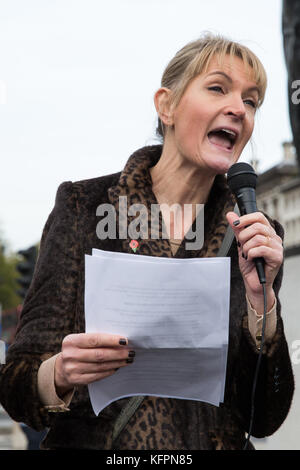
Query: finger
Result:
<box><xmin>238</xmin><ymin>223</ymin><xmax>276</xmax><ymax>246</ymax></box>
<box><xmin>242</xmin><ymin>233</ymin><xmax>282</xmax><ymax>255</ymax></box>
<box><xmin>68</xmin><ymin>358</ymin><xmax>134</xmax><ymax>376</ymax></box>
<box><xmin>226</xmin><ymin>212</ymin><xmax>258</xmax><ymax>249</ymax></box>
<box><xmin>226</xmin><ymin>211</ymin><xmax>271</xmax><ymax>230</ymax></box>
<box><xmin>226</xmin><ymin>212</ymin><xmax>281</xmax><ymax>261</ymax></box>
<box><xmin>62</xmin><ymin>332</ymin><xmax>128</xmax><ymax>350</ymax></box>
<box><xmin>226</xmin><ymin>211</ymin><xmax>241</xmax><ymax>231</ymax></box>
<box><xmin>64</xmin><ymin>347</ymin><xmax>135</xmax><ymax>364</ymax></box>
<box><xmin>246</xmin><ymin>245</ymin><xmax>283</xmax><ymax>265</ymax></box>
<box><xmin>226</xmin><ymin>212</ymin><xmax>279</xmax><ymax>249</ymax></box>
<box><xmin>69</xmin><ymin>369</ymin><xmax>116</xmax><ymax>386</ymax></box>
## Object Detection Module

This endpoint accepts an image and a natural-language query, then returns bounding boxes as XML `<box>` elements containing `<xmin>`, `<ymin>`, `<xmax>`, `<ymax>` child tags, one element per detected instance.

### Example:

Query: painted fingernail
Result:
<box><xmin>233</xmin><ymin>220</ymin><xmax>240</xmax><ymax>226</ymax></box>
<box><xmin>119</xmin><ymin>338</ymin><xmax>127</xmax><ymax>346</ymax></box>
<box><xmin>126</xmin><ymin>358</ymin><xmax>134</xmax><ymax>364</ymax></box>
<box><xmin>128</xmin><ymin>350</ymin><xmax>135</xmax><ymax>358</ymax></box>
<box><xmin>237</xmin><ymin>241</ymin><xmax>241</xmax><ymax>247</ymax></box>
<box><xmin>242</xmin><ymin>252</ymin><xmax>245</xmax><ymax>258</ymax></box>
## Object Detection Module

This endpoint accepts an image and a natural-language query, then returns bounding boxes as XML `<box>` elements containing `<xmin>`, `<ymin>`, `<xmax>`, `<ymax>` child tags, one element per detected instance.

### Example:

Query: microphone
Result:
<box><xmin>227</xmin><ymin>162</ymin><xmax>266</xmax><ymax>285</ymax></box>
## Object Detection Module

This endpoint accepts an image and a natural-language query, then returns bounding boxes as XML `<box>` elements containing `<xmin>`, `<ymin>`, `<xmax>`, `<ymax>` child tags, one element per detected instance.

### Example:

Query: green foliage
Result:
<box><xmin>0</xmin><ymin>245</ymin><xmax>22</xmax><ymax>309</ymax></box>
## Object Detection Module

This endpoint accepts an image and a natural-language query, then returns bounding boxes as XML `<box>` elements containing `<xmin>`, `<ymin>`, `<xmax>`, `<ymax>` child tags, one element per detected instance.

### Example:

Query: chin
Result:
<box><xmin>208</xmin><ymin>160</ymin><xmax>235</xmax><ymax>176</ymax></box>
<box><xmin>213</xmin><ymin>152</ymin><xmax>241</xmax><ymax>175</ymax></box>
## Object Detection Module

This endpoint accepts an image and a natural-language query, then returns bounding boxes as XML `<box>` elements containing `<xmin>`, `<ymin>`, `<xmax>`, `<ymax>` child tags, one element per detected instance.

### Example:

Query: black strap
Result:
<box><xmin>217</xmin><ymin>203</ymin><xmax>240</xmax><ymax>257</ymax></box>
<box><xmin>111</xmin><ymin>396</ymin><xmax>145</xmax><ymax>447</ymax></box>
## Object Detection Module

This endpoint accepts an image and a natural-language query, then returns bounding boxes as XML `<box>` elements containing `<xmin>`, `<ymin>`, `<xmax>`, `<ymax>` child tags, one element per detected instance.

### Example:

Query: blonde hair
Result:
<box><xmin>156</xmin><ymin>33</ymin><xmax>267</xmax><ymax>139</ymax></box>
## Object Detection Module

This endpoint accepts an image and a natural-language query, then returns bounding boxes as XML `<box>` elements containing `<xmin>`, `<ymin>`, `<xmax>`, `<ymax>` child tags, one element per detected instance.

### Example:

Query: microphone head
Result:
<box><xmin>227</xmin><ymin>162</ymin><xmax>257</xmax><ymax>193</ymax></box>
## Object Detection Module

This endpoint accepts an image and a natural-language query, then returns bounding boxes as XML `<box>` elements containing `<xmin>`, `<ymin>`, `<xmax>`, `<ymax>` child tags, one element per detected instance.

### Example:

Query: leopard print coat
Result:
<box><xmin>0</xmin><ymin>145</ymin><xmax>294</xmax><ymax>450</ymax></box>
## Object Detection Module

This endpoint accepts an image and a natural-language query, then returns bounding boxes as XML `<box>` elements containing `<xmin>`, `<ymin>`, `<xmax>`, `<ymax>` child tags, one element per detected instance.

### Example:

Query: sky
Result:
<box><xmin>0</xmin><ymin>0</ymin><xmax>293</xmax><ymax>253</ymax></box>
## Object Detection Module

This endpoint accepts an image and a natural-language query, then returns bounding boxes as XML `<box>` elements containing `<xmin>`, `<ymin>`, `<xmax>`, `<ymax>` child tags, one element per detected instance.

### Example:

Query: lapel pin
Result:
<box><xmin>129</xmin><ymin>239</ymin><xmax>139</xmax><ymax>253</ymax></box>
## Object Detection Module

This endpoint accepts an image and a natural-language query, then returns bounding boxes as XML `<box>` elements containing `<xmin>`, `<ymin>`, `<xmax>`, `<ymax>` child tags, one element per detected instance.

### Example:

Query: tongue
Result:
<box><xmin>208</xmin><ymin>132</ymin><xmax>231</xmax><ymax>149</ymax></box>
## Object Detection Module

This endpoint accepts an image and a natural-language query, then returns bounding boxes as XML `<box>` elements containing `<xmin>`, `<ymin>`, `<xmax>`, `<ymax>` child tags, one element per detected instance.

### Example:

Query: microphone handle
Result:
<box><xmin>236</xmin><ymin>188</ymin><xmax>266</xmax><ymax>284</ymax></box>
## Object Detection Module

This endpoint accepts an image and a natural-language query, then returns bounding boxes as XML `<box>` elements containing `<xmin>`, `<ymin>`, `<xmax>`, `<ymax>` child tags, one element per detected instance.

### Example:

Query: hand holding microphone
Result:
<box><xmin>226</xmin><ymin>163</ymin><xmax>283</xmax><ymax>312</ymax></box>
<box><xmin>226</xmin><ymin>163</ymin><xmax>285</xmax><ymax>449</ymax></box>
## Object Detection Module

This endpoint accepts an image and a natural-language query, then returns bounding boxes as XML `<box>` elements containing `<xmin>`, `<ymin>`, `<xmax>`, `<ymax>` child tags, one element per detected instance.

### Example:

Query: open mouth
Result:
<box><xmin>207</xmin><ymin>128</ymin><xmax>238</xmax><ymax>151</ymax></box>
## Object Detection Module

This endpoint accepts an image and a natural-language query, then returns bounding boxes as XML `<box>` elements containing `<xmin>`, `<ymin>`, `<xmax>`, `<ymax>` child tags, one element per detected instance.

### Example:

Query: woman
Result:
<box><xmin>0</xmin><ymin>33</ymin><xmax>294</xmax><ymax>450</ymax></box>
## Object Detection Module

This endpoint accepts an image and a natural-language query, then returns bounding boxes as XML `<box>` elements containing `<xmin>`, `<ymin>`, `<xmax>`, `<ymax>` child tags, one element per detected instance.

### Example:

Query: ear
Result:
<box><xmin>154</xmin><ymin>87</ymin><xmax>174</xmax><ymax>127</ymax></box>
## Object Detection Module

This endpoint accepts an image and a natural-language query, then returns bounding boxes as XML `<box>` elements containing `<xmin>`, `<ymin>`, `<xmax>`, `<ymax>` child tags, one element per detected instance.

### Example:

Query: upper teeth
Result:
<box><xmin>221</xmin><ymin>128</ymin><xmax>236</xmax><ymax>137</ymax></box>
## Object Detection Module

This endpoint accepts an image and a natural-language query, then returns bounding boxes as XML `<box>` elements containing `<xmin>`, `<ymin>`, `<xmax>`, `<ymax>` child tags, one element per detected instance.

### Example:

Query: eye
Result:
<box><xmin>244</xmin><ymin>99</ymin><xmax>257</xmax><ymax>109</ymax></box>
<box><xmin>208</xmin><ymin>86</ymin><xmax>258</xmax><ymax>109</ymax></box>
<box><xmin>208</xmin><ymin>86</ymin><xmax>224</xmax><ymax>93</ymax></box>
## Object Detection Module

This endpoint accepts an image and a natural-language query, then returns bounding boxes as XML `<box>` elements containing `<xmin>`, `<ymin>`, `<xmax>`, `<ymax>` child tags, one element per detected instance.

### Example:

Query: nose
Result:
<box><xmin>224</xmin><ymin>95</ymin><xmax>246</xmax><ymax>120</ymax></box>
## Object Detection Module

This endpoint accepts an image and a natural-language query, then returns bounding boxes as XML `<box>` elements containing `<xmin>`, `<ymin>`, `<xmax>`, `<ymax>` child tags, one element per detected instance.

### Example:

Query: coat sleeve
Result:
<box><xmin>231</xmin><ymin>219</ymin><xmax>295</xmax><ymax>438</ymax></box>
<box><xmin>0</xmin><ymin>181</ymin><xmax>81</xmax><ymax>431</ymax></box>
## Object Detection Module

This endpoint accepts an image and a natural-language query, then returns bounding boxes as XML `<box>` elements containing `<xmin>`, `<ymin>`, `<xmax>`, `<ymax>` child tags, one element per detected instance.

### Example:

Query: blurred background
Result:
<box><xmin>0</xmin><ymin>0</ymin><xmax>299</xmax><ymax>450</ymax></box>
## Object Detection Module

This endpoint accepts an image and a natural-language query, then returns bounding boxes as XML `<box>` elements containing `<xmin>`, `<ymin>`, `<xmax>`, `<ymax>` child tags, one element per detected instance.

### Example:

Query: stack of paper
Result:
<box><xmin>84</xmin><ymin>249</ymin><xmax>231</xmax><ymax>416</ymax></box>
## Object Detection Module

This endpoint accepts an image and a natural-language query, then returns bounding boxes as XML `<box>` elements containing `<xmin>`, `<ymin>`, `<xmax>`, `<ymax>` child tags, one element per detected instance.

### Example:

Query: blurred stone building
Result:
<box><xmin>255</xmin><ymin>141</ymin><xmax>300</xmax><ymax>256</ymax></box>
<box><xmin>251</xmin><ymin>141</ymin><xmax>300</xmax><ymax>450</ymax></box>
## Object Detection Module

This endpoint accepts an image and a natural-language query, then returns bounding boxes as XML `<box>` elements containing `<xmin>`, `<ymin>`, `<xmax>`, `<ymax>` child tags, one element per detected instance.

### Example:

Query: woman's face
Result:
<box><xmin>169</xmin><ymin>54</ymin><xmax>260</xmax><ymax>175</ymax></box>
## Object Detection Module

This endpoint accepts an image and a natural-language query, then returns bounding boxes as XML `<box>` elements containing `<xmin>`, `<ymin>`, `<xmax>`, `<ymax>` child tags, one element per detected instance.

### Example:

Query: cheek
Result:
<box><xmin>174</xmin><ymin>104</ymin><xmax>208</xmax><ymax>142</ymax></box>
<box><xmin>247</xmin><ymin>116</ymin><xmax>255</xmax><ymax>138</ymax></box>
<box><xmin>174</xmin><ymin>94</ymin><xmax>208</xmax><ymax>126</ymax></box>
<box><xmin>239</xmin><ymin>121</ymin><xmax>254</xmax><ymax>149</ymax></box>
<box><xmin>175</xmin><ymin>120</ymin><xmax>206</xmax><ymax>154</ymax></box>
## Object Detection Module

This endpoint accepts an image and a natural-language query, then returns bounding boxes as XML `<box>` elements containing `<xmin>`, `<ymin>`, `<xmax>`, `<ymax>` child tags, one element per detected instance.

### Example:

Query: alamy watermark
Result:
<box><xmin>95</xmin><ymin>197</ymin><xmax>204</xmax><ymax>250</ymax></box>
<box><xmin>291</xmin><ymin>339</ymin><xmax>300</xmax><ymax>365</ymax></box>
<box><xmin>0</xmin><ymin>340</ymin><xmax>5</xmax><ymax>364</ymax></box>
<box><xmin>291</xmin><ymin>80</ymin><xmax>300</xmax><ymax>104</ymax></box>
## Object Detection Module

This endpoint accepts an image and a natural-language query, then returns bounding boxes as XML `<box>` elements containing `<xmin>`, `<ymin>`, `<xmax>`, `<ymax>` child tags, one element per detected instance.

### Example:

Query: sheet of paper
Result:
<box><xmin>85</xmin><ymin>250</ymin><xmax>230</xmax><ymax>415</ymax></box>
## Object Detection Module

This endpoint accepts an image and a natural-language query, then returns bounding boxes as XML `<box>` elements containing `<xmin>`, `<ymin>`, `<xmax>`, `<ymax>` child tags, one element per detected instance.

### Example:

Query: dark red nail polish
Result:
<box><xmin>119</xmin><ymin>338</ymin><xmax>127</xmax><ymax>346</ymax></box>
<box><xmin>233</xmin><ymin>220</ymin><xmax>240</xmax><ymax>226</ymax></box>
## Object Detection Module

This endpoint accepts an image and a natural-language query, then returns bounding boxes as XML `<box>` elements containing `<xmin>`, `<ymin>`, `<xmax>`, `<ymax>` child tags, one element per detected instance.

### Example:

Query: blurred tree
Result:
<box><xmin>0</xmin><ymin>242</ymin><xmax>21</xmax><ymax>310</ymax></box>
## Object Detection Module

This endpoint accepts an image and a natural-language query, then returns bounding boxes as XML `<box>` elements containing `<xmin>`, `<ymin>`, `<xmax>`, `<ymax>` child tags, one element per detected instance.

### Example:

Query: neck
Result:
<box><xmin>150</xmin><ymin>142</ymin><xmax>215</xmax><ymax>207</ymax></box>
